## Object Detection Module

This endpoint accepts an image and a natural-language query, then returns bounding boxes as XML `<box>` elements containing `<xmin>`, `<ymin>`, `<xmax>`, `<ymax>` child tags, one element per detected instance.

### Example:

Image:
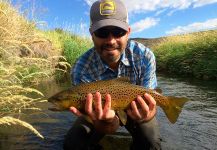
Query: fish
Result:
<box><xmin>48</xmin><ymin>77</ymin><xmax>188</xmax><ymax>124</ymax></box>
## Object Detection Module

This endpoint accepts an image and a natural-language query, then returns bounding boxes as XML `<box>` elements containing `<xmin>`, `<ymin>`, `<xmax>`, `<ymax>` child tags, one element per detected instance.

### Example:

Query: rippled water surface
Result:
<box><xmin>0</xmin><ymin>75</ymin><xmax>217</xmax><ymax>150</ymax></box>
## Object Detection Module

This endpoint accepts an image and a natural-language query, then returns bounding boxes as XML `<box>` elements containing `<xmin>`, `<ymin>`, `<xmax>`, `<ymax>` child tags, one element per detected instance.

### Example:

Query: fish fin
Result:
<box><xmin>115</xmin><ymin>77</ymin><xmax>131</xmax><ymax>83</ymax></box>
<box><xmin>161</xmin><ymin>96</ymin><xmax>188</xmax><ymax>124</ymax></box>
<box><xmin>155</xmin><ymin>88</ymin><xmax>162</xmax><ymax>94</ymax></box>
<box><xmin>116</xmin><ymin>110</ymin><xmax>127</xmax><ymax>125</ymax></box>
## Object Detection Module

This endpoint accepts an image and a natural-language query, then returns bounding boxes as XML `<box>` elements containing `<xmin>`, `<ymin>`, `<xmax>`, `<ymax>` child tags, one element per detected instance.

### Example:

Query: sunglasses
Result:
<box><xmin>94</xmin><ymin>27</ymin><xmax>127</xmax><ymax>39</ymax></box>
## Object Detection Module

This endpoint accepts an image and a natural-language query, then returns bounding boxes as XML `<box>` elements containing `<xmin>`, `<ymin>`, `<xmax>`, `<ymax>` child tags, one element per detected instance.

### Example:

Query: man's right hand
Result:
<box><xmin>69</xmin><ymin>92</ymin><xmax>119</xmax><ymax>133</ymax></box>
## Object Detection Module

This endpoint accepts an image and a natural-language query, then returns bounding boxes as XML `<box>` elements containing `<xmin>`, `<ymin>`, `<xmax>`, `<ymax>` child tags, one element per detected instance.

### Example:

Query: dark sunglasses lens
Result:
<box><xmin>94</xmin><ymin>28</ymin><xmax>127</xmax><ymax>38</ymax></box>
<box><xmin>112</xmin><ymin>28</ymin><xmax>127</xmax><ymax>38</ymax></box>
<box><xmin>94</xmin><ymin>28</ymin><xmax>110</xmax><ymax>38</ymax></box>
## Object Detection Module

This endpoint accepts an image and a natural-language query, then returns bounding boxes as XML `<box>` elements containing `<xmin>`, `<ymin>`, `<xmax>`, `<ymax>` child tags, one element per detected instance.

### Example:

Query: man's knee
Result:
<box><xmin>129</xmin><ymin>117</ymin><xmax>162</xmax><ymax>150</ymax></box>
<box><xmin>63</xmin><ymin>117</ymin><xmax>94</xmax><ymax>150</ymax></box>
<box><xmin>63</xmin><ymin>125</ymin><xmax>89</xmax><ymax>150</ymax></box>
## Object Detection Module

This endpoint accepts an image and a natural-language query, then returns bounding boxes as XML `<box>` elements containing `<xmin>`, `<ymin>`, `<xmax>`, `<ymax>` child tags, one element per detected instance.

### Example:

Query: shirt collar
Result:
<box><xmin>93</xmin><ymin>49</ymin><xmax>109</xmax><ymax>74</ymax></box>
<box><xmin>120</xmin><ymin>50</ymin><xmax>130</xmax><ymax>66</ymax></box>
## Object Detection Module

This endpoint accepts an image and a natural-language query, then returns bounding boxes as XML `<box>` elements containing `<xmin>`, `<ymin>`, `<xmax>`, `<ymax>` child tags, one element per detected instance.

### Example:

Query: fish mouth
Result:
<box><xmin>48</xmin><ymin>103</ymin><xmax>62</xmax><ymax>111</ymax></box>
<box><xmin>48</xmin><ymin>107</ymin><xmax>61</xmax><ymax>111</ymax></box>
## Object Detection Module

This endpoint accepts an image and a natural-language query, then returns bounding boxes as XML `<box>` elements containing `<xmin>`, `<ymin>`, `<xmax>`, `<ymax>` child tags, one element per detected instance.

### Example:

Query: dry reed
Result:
<box><xmin>0</xmin><ymin>1</ymin><xmax>70</xmax><ymax>138</ymax></box>
<box><xmin>0</xmin><ymin>116</ymin><xmax>44</xmax><ymax>138</ymax></box>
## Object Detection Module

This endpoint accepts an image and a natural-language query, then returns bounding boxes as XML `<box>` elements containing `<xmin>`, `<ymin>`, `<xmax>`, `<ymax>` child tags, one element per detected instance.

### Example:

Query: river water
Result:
<box><xmin>0</xmin><ymin>75</ymin><xmax>217</xmax><ymax>150</ymax></box>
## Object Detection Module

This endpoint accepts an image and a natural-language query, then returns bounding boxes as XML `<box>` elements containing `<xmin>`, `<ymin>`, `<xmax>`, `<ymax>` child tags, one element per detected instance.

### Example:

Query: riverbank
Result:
<box><xmin>0</xmin><ymin>1</ymin><xmax>90</xmax><ymax>138</ymax></box>
<box><xmin>134</xmin><ymin>30</ymin><xmax>217</xmax><ymax>80</ymax></box>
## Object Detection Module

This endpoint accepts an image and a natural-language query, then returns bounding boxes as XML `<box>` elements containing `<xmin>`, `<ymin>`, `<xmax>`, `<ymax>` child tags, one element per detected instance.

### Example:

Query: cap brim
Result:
<box><xmin>90</xmin><ymin>19</ymin><xmax>129</xmax><ymax>33</ymax></box>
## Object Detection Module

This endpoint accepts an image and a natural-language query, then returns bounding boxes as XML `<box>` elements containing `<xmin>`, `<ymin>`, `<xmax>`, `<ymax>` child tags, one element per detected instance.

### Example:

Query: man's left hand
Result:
<box><xmin>127</xmin><ymin>93</ymin><xmax>157</xmax><ymax>123</ymax></box>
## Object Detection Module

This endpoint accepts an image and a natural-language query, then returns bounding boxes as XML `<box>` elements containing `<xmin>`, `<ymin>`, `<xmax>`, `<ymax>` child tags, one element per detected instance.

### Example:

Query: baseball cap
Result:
<box><xmin>89</xmin><ymin>0</ymin><xmax>129</xmax><ymax>33</ymax></box>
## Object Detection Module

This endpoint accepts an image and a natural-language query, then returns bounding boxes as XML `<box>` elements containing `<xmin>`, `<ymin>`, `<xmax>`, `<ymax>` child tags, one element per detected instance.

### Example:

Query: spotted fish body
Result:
<box><xmin>48</xmin><ymin>78</ymin><xmax>188</xmax><ymax>123</ymax></box>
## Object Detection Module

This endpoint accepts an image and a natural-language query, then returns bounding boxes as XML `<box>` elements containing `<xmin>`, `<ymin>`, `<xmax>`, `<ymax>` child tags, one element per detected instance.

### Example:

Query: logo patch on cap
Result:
<box><xmin>100</xmin><ymin>0</ymin><xmax>116</xmax><ymax>16</ymax></box>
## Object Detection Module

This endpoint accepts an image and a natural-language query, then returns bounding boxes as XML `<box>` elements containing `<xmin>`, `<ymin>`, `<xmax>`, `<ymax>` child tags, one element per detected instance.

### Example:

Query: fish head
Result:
<box><xmin>48</xmin><ymin>89</ymin><xmax>74</xmax><ymax>111</ymax></box>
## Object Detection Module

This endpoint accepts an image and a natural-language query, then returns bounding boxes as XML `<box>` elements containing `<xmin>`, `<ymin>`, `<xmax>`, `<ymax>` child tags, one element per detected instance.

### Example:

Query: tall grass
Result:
<box><xmin>153</xmin><ymin>30</ymin><xmax>217</xmax><ymax>80</ymax></box>
<box><xmin>0</xmin><ymin>0</ymin><xmax>70</xmax><ymax>138</ymax></box>
<box><xmin>45</xmin><ymin>29</ymin><xmax>93</xmax><ymax>66</ymax></box>
<box><xmin>63</xmin><ymin>34</ymin><xmax>92</xmax><ymax>65</ymax></box>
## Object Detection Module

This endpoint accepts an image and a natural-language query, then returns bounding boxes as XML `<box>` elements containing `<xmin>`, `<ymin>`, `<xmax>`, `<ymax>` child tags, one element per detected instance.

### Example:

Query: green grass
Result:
<box><xmin>44</xmin><ymin>29</ymin><xmax>92</xmax><ymax>81</ymax></box>
<box><xmin>153</xmin><ymin>30</ymin><xmax>217</xmax><ymax>80</ymax></box>
<box><xmin>45</xmin><ymin>29</ymin><xmax>92</xmax><ymax>65</ymax></box>
<box><xmin>63</xmin><ymin>35</ymin><xmax>92</xmax><ymax>65</ymax></box>
<box><xmin>0</xmin><ymin>0</ymin><xmax>70</xmax><ymax>138</ymax></box>
<box><xmin>0</xmin><ymin>0</ymin><xmax>90</xmax><ymax>121</ymax></box>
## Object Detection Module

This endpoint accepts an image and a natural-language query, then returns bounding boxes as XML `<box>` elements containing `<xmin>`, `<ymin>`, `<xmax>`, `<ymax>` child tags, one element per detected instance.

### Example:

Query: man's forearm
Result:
<box><xmin>93</xmin><ymin>115</ymin><xmax>120</xmax><ymax>134</ymax></box>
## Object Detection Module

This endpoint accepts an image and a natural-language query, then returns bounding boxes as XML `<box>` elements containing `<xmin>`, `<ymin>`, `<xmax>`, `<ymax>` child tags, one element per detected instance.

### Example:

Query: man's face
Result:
<box><xmin>91</xmin><ymin>26</ymin><xmax>131</xmax><ymax>66</ymax></box>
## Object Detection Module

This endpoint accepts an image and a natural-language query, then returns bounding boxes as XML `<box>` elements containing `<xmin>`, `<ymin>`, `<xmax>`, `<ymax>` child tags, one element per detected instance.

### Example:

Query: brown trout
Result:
<box><xmin>48</xmin><ymin>78</ymin><xmax>188</xmax><ymax>124</ymax></box>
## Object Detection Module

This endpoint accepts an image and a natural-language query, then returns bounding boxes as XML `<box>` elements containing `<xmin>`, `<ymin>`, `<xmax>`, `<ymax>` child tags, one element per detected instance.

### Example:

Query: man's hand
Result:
<box><xmin>127</xmin><ymin>93</ymin><xmax>157</xmax><ymax>123</ymax></box>
<box><xmin>85</xmin><ymin>92</ymin><xmax>116</xmax><ymax>122</ymax></box>
<box><xmin>69</xmin><ymin>92</ymin><xmax>119</xmax><ymax>133</ymax></box>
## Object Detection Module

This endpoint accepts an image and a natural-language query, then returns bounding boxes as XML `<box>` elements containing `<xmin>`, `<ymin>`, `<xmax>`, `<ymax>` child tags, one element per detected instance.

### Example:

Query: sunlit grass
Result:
<box><xmin>153</xmin><ymin>30</ymin><xmax>217</xmax><ymax>79</ymax></box>
<box><xmin>0</xmin><ymin>116</ymin><xmax>44</xmax><ymax>138</ymax></box>
<box><xmin>62</xmin><ymin>33</ymin><xmax>92</xmax><ymax>65</ymax></box>
<box><xmin>0</xmin><ymin>0</ymin><xmax>70</xmax><ymax>138</ymax></box>
<box><xmin>45</xmin><ymin>29</ymin><xmax>93</xmax><ymax>65</ymax></box>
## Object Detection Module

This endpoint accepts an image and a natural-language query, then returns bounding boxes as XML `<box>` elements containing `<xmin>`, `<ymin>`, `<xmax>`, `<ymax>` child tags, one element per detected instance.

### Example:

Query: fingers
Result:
<box><xmin>126</xmin><ymin>101</ymin><xmax>139</xmax><ymax>121</ymax></box>
<box><xmin>94</xmin><ymin>92</ymin><xmax>103</xmax><ymax>119</ymax></box>
<box><xmin>127</xmin><ymin>96</ymin><xmax>148</xmax><ymax>120</ymax></box>
<box><xmin>85</xmin><ymin>93</ymin><xmax>94</xmax><ymax>119</ymax></box>
<box><xmin>131</xmin><ymin>100</ymin><xmax>142</xmax><ymax>119</ymax></box>
<box><xmin>127</xmin><ymin>93</ymin><xmax>157</xmax><ymax>123</ymax></box>
<box><xmin>137</xmin><ymin>95</ymin><xmax>149</xmax><ymax>117</ymax></box>
<box><xmin>85</xmin><ymin>93</ymin><xmax>93</xmax><ymax>113</ymax></box>
<box><xmin>69</xmin><ymin>93</ymin><xmax>93</xmax><ymax>117</ymax></box>
<box><xmin>69</xmin><ymin>106</ymin><xmax>82</xmax><ymax>116</ymax></box>
<box><xmin>144</xmin><ymin>93</ymin><xmax>156</xmax><ymax>111</ymax></box>
<box><xmin>70</xmin><ymin>92</ymin><xmax>116</xmax><ymax>122</ymax></box>
<box><xmin>103</xmin><ymin>94</ymin><xmax>115</xmax><ymax>120</ymax></box>
<box><xmin>103</xmin><ymin>94</ymin><xmax>112</xmax><ymax>114</ymax></box>
<box><xmin>84</xmin><ymin>92</ymin><xmax>115</xmax><ymax>121</ymax></box>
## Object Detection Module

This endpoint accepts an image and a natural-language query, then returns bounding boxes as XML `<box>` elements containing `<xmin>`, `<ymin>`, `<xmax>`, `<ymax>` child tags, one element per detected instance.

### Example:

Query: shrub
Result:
<box><xmin>153</xmin><ymin>30</ymin><xmax>217</xmax><ymax>80</ymax></box>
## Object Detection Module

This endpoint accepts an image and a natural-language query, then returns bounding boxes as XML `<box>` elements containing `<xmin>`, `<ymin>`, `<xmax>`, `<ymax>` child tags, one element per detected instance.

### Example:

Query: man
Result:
<box><xmin>64</xmin><ymin>0</ymin><xmax>161</xmax><ymax>149</ymax></box>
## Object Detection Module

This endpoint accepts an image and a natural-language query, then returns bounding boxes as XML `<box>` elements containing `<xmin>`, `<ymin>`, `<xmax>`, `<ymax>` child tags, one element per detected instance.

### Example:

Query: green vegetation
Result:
<box><xmin>152</xmin><ymin>30</ymin><xmax>217</xmax><ymax>80</ymax></box>
<box><xmin>45</xmin><ymin>29</ymin><xmax>92</xmax><ymax>65</ymax></box>
<box><xmin>0</xmin><ymin>0</ymin><xmax>60</xmax><ymax>138</ymax></box>
<box><xmin>63</xmin><ymin>35</ymin><xmax>92</xmax><ymax>65</ymax></box>
<box><xmin>0</xmin><ymin>0</ymin><xmax>91</xmax><ymax>138</ymax></box>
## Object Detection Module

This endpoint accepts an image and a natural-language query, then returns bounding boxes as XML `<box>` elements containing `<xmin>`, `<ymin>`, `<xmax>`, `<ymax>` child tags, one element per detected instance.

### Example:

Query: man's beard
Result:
<box><xmin>101</xmin><ymin>44</ymin><xmax>122</xmax><ymax>62</ymax></box>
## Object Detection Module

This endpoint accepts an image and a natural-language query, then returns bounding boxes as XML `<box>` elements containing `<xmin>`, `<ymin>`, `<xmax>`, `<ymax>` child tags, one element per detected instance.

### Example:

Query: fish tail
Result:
<box><xmin>161</xmin><ymin>96</ymin><xmax>188</xmax><ymax>124</ymax></box>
